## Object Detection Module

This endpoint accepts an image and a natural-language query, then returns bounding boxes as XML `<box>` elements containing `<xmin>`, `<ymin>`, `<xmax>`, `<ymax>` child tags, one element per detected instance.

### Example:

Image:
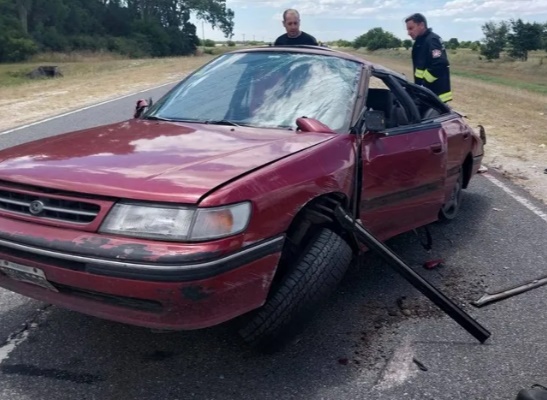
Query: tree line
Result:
<box><xmin>332</xmin><ymin>18</ymin><xmax>547</xmax><ymax>61</ymax></box>
<box><xmin>0</xmin><ymin>0</ymin><xmax>234</xmax><ymax>63</ymax></box>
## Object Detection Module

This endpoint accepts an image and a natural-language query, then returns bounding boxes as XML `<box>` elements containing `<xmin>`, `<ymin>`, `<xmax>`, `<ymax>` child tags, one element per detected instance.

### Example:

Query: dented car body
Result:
<box><xmin>0</xmin><ymin>46</ymin><xmax>485</xmax><ymax>349</ymax></box>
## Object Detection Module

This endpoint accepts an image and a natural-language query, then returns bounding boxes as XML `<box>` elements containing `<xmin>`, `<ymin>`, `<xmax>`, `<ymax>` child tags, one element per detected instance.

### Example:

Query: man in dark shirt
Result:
<box><xmin>274</xmin><ymin>9</ymin><xmax>318</xmax><ymax>46</ymax></box>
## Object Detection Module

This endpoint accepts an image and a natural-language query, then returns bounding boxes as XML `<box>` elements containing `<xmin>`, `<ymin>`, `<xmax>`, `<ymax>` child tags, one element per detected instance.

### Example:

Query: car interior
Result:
<box><xmin>365</xmin><ymin>88</ymin><xmax>410</xmax><ymax>129</ymax></box>
<box><xmin>365</xmin><ymin>76</ymin><xmax>451</xmax><ymax>130</ymax></box>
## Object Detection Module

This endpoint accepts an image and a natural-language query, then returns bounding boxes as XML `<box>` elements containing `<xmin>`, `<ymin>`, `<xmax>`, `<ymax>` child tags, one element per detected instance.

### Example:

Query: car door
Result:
<box><xmin>358</xmin><ymin>73</ymin><xmax>447</xmax><ymax>240</ymax></box>
<box><xmin>408</xmin><ymin>84</ymin><xmax>468</xmax><ymax>199</ymax></box>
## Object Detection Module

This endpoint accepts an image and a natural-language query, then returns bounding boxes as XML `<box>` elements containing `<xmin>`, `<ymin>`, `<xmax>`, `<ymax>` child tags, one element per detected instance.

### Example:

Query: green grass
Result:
<box><xmin>344</xmin><ymin>47</ymin><xmax>547</xmax><ymax>95</ymax></box>
<box><xmin>451</xmin><ymin>70</ymin><xmax>547</xmax><ymax>95</ymax></box>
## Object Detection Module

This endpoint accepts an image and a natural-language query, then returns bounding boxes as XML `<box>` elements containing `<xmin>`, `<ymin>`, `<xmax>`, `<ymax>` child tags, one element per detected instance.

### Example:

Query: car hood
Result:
<box><xmin>0</xmin><ymin>120</ymin><xmax>335</xmax><ymax>203</ymax></box>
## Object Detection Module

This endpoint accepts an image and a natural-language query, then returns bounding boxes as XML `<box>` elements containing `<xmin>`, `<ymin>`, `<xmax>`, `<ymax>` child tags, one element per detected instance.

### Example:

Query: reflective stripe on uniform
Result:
<box><xmin>414</xmin><ymin>68</ymin><xmax>424</xmax><ymax>79</ymax></box>
<box><xmin>423</xmin><ymin>70</ymin><xmax>437</xmax><ymax>83</ymax></box>
<box><xmin>439</xmin><ymin>91</ymin><xmax>453</xmax><ymax>102</ymax></box>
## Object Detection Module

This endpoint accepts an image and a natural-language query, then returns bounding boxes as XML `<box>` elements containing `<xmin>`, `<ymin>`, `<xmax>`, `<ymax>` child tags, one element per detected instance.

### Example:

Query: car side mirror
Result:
<box><xmin>134</xmin><ymin>97</ymin><xmax>153</xmax><ymax>119</ymax></box>
<box><xmin>363</xmin><ymin>110</ymin><xmax>386</xmax><ymax>133</ymax></box>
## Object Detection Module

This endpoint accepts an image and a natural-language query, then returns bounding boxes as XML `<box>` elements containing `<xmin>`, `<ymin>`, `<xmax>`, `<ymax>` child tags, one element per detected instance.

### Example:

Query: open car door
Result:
<box><xmin>359</xmin><ymin>72</ymin><xmax>447</xmax><ymax>240</ymax></box>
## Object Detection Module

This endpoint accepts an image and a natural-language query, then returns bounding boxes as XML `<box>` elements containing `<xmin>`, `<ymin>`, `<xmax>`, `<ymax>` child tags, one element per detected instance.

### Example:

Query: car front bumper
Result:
<box><xmin>0</xmin><ymin>216</ymin><xmax>283</xmax><ymax>330</ymax></box>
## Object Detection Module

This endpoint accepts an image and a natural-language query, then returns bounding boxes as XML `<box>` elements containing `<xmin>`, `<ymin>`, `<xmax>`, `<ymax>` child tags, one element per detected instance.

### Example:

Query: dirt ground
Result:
<box><xmin>1</xmin><ymin>51</ymin><xmax>545</xmax><ymax>203</ymax></box>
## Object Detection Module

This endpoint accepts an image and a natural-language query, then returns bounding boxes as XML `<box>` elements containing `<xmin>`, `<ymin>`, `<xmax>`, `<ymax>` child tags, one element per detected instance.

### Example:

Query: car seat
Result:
<box><xmin>366</xmin><ymin>88</ymin><xmax>409</xmax><ymax>129</ymax></box>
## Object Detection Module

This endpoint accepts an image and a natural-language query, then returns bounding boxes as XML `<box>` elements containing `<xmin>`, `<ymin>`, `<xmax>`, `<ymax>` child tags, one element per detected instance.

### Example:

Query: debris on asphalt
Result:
<box><xmin>493</xmin><ymin>208</ymin><xmax>502</xmax><ymax>211</ymax></box>
<box><xmin>544</xmin><ymin>168</ymin><xmax>547</xmax><ymax>174</ymax></box>
<box><xmin>478</xmin><ymin>165</ymin><xmax>488</xmax><ymax>173</ymax></box>
<box><xmin>338</xmin><ymin>358</ymin><xmax>349</xmax><ymax>365</ymax></box>
<box><xmin>414</xmin><ymin>226</ymin><xmax>433</xmax><ymax>251</ymax></box>
<box><xmin>413</xmin><ymin>357</ymin><xmax>428</xmax><ymax>371</ymax></box>
<box><xmin>423</xmin><ymin>259</ymin><xmax>444</xmax><ymax>270</ymax></box>
<box><xmin>396</xmin><ymin>297</ymin><xmax>412</xmax><ymax>316</ymax></box>
<box><xmin>472</xmin><ymin>275</ymin><xmax>547</xmax><ymax>308</ymax></box>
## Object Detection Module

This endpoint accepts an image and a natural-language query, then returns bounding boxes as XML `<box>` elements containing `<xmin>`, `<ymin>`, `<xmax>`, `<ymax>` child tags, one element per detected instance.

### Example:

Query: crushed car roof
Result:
<box><xmin>229</xmin><ymin>45</ymin><xmax>408</xmax><ymax>81</ymax></box>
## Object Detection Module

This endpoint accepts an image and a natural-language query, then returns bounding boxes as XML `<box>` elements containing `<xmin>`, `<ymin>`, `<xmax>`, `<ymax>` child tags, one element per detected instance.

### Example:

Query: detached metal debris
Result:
<box><xmin>472</xmin><ymin>275</ymin><xmax>547</xmax><ymax>308</ymax></box>
<box><xmin>334</xmin><ymin>206</ymin><xmax>491</xmax><ymax>344</ymax></box>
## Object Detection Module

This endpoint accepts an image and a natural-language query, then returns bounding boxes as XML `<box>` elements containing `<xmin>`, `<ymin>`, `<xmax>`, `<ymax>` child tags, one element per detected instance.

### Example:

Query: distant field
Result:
<box><xmin>349</xmin><ymin>47</ymin><xmax>547</xmax><ymax>95</ymax></box>
<box><xmin>0</xmin><ymin>47</ymin><xmax>232</xmax><ymax>87</ymax></box>
<box><xmin>0</xmin><ymin>47</ymin><xmax>236</xmax><ymax>133</ymax></box>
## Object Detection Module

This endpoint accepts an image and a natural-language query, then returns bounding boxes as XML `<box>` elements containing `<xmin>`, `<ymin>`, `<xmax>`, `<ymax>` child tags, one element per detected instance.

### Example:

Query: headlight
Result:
<box><xmin>99</xmin><ymin>201</ymin><xmax>251</xmax><ymax>241</ymax></box>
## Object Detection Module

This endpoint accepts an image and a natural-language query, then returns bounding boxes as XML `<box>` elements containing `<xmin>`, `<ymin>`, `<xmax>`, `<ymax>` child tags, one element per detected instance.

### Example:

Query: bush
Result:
<box><xmin>202</xmin><ymin>39</ymin><xmax>216</xmax><ymax>47</ymax></box>
<box><xmin>0</xmin><ymin>34</ymin><xmax>38</xmax><ymax>62</ymax></box>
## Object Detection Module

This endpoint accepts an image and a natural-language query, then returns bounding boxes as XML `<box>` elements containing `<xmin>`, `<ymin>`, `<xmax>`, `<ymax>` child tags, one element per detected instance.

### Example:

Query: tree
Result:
<box><xmin>471</xmin><ymin>40</ymin><xmax>481</xmax><ymax>51</ymax></box>
<box><xmin>334</xmin><ymin>39</ymin><xmax>352</xmax><ymax>47</ymax></box>
<box><xmin>507</xmin><ymin>19</ymin><xmax>543</xmax><ymax>61</ymax></box>
<box><xmin>0</xmin><ymin>0</ymin><xmax>236</xmax><ymax>61</ymax></box>
<box><xmin>446</xmin><ymin>38</ymin><xmax>459</xmax><ymax>50</ymax></box>
<box><xmin>402</xmin><ymin>39</ymin><xmax>412</xmax><ymax>50</ymax></box>
<box><xmin>16</xmin><ymin>0</ymin><xmax>32</xmax><ymax>34</ymax></box>
<box><xmin>201</xmin><ymin>38</ymin><xmax>215</xmax><ymax>47</ymax></box>
<box><xmin>353</xmin><ymin>27</ymin><xmax>402</xmax><ymax>51</ymax></box>
<box><xmin>543</xmin><ymin>23</ymin><xmax>547</xmax><ymax>51</ymax></box>
<box><xmin>480</xmin><ymin>21</ymin><xmax>509</xmax><ymax>59</ymax></box>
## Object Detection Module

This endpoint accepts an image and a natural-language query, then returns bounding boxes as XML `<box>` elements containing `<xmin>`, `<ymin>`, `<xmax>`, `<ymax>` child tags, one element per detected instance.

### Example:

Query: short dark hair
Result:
<box><xmin>405</xmin><ymin>13</ymin><xmax>427</xmax><ymax>27</ymax></box>
<box><xmin>283</xmin><ymin>9</ymin><xmax>300</xmax><ymax>21</ymax></box>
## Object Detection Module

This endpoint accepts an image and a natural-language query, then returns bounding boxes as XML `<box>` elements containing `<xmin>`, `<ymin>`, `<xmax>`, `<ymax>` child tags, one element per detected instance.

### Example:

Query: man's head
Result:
<box><xmin>405</xmin><ymin>13</ymin><xmax>428</xmax><ymax>40</ymax></box>
<box><xmin>282</xmin><ymin>9</ymin><xmax>301</xmax><ymax>38</ymax></box>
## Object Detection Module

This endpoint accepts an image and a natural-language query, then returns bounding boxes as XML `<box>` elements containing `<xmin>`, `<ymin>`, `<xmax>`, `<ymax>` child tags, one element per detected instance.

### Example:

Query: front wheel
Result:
<box><xmin>238</xmin><ymin>227</ymin><xmax>353</xmax><ymax>353</ymax></box>
<box><xmin>439</xmin><ymin>167</ymin><xmax>464</xmax><ymax>221</ymax></box>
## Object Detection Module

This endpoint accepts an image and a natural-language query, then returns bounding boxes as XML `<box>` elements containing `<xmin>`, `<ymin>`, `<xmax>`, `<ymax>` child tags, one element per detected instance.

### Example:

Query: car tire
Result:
<box><xmin>439</xmin><ymin>167</ymin><xmax>464</xmax><ymax>221</ymax></box>
<box><xmin>238</xmin><ymin>227</ymin><xmax>353</xmax><ymax>353</ymax></box>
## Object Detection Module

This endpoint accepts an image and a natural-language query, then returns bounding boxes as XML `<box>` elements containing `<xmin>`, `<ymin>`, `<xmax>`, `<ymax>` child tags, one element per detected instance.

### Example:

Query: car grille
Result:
<box><xmin>0</xmin><ymin>188</ymin><xmax>100</xmax><ymax>224</ymax></box>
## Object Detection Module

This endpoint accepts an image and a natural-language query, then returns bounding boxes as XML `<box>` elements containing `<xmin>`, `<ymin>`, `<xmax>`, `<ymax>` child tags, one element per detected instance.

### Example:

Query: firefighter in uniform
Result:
<box><xmin>405</xmin><ymin>13</ymin><xmax>452</xmax><ymax>103</ymax></box>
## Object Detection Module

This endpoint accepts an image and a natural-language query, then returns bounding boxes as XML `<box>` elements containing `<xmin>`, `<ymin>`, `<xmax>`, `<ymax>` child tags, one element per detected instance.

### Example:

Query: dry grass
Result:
<box><xmin>0</xmin><ymin>53</ymin><xmax>224</xmax><ymax>132</ymax></box>
<box><xmin>342</xmin><ymin>48</ymin><xmax>547</xmax><ymax>203</ymax></box>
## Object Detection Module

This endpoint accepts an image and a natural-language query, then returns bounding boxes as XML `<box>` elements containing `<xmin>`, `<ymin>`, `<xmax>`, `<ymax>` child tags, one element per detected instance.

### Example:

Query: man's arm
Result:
<box><xmin>424</xmin><ymin>36</ymin><xmax>449</xmax><ymax>83</ymax></box>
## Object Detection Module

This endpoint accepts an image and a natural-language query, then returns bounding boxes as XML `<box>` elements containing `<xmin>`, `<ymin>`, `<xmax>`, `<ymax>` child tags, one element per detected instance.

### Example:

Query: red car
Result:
<box><xmin>0</xmin><ymin>46</ymin><xmax>485</xmax><ymax>351</ymax></box>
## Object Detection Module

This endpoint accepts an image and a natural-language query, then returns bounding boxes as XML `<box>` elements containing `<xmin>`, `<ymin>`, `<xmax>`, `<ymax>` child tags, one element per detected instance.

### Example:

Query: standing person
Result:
<box><xmin>405</xmin><ymin>13</ymin><xmax>452</xmax><ymax>103</ymax></box>
<box><xmin>274</xmin><ymin>9</ymin><xmax>319</xmax><ymax>46</ymax></box>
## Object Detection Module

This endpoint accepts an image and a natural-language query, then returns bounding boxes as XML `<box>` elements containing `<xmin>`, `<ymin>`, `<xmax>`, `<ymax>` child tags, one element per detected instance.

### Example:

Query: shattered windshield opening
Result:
<box><xmin>147</xmin><ymin>51</ymin><xmax>362</xmax><ymax>132</ymax></box>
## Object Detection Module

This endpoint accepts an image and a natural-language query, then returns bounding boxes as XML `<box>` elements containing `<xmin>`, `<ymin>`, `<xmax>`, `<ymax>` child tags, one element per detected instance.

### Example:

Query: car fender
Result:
<box><xmin>198</xmin><ymin>134</ymin><xmax>357</xmax><ymax>244</ymax></box>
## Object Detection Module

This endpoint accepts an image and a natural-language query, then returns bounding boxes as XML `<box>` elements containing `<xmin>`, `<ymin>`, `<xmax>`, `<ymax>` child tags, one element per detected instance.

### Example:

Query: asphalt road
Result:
<box><xmin>1</xmin><ymin>86</ymin><xmax>547</xmax><ymax>400</ymax></box>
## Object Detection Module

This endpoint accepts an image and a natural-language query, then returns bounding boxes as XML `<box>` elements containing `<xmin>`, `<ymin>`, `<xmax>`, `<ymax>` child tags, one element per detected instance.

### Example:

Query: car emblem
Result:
<box><xmin>29</xmin><ymin>200</ymin><xmax>45</xmax><ymax>215</ymax></box>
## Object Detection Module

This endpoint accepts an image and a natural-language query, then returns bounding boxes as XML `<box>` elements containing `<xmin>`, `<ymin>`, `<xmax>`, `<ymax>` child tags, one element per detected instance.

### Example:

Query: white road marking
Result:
<box><xmin>374</xmin><ymin>339</ymin><xmax>417</xmax><ymax>390</ymax></box>
<box><xmin>0</xmin><ymin>80</ymin><xmax>179</xmax><ymax>136</ymax></box>
<box><xmin>0</xmin><ymin>329</ymin><xmax>30</xmax><ymax>363</ymax></box>
<box><xmin>482</xmin><ymin>173</ymin><xmax>547</xmax><ymax>224</ymax></box>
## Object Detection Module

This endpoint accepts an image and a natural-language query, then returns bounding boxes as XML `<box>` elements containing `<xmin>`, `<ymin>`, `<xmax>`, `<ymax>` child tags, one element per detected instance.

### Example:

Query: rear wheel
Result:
<box><xmin>238</xmin><ymin>227</ymin><xmax>353</xmax><ymax>353</ymax></box>
<box><xmin>439</xmin><ymin>167</ymin><xmax>464</xmax><ymax>221</ymax></box>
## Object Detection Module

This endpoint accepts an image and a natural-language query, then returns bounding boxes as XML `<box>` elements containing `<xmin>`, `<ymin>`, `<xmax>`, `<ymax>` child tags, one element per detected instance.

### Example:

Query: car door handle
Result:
<box><xmin>429</xmin><ymin>144</ymin><xmax>443</xmax><ymax>154</ymax></box>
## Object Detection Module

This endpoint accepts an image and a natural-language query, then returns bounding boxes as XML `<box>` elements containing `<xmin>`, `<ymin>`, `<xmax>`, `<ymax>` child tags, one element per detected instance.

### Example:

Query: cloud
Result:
<box><xmin>235</xmin><ymin>0</ymin><xmax>406</xmax><ymax>18</ymax></box>
<box><xmin>453</xmin><ymin>16</ymin><xmax>503</xmax><ymax>23</ymax></box>
<box><xmin>429</xmin><ymin>0</ymin><xmax>547</xmax><ymax>17</ymax></box>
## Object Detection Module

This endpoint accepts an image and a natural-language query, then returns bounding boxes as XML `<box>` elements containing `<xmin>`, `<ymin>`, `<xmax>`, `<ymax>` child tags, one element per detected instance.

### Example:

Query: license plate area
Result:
<box><xmin>0</xmin><ymin>259</ymin><xmax>58</xmax><ymax>292</ymax></box>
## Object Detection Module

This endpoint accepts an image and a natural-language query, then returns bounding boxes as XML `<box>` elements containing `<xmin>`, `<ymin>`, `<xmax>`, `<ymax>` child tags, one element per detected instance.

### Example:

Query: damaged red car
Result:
<box><xmin>0</xmin><ymin>46</ymin><xmax>485</xmax><ymax>351</ymax></box>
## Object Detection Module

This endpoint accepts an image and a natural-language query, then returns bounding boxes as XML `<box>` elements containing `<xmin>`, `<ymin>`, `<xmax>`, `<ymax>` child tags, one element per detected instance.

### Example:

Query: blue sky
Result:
<box><xmin>192</xmin><ymin>0</ymin><xmax>547</xmax><ymax>43</ymax></box>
